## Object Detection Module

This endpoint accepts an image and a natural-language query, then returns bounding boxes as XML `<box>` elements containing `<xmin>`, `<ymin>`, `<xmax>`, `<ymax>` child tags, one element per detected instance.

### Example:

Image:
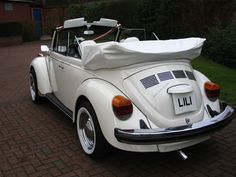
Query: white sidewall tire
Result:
<box><xmin>29</xmin><ymin>69</ymin><xmax>42</xmax><ymax>103</ymax></box>
<box><xmin>29</xmin><ymin>73</ymin><xmax>36</xmax><ymax>101</ymax></box>
<box><xmin>77</xmin><ymin>107</ymin><xmax>96</xmax><ymax>155</ymax></box>
<box><xmin>76</xmin><ymin>101</ymin><xmax>111</xmax><ymax>158</ymax></box>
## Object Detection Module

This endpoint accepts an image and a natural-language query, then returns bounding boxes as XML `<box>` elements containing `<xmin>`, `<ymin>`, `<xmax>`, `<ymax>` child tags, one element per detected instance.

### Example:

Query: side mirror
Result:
<box><xmin>41</xmin><ymin>45</ymin><xmax>49</xmax><ymax>52</ymax></box>
<box><xmin>39</xmin><ymin>45</ymin><xmax>49</xmax><ymax>57</ymax></box>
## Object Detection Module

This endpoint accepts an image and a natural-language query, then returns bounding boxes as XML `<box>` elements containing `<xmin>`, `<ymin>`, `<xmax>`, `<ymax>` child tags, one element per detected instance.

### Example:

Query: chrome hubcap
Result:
<box><xmin>77</xmin><ymin>107</ymin><xmax>96</xmax><ymax>154</ymax></box>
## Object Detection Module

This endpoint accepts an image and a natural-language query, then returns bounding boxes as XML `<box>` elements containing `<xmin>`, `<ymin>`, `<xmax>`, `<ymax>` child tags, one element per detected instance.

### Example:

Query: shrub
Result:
<box><xmin>65</xmin><ymin>0</ymin><xmax>235</xmax><ymax>39</ymax></box>
<box><xmin>206</xmin><ymin>22</ymin><xmax>236</xmax><ymax>68</ymax></box>
<box><xmin>65</xmin><ymin>0</ymin><xmax>236</xmax><ymax>67</ymax></box>
<box><xmin>65</xmin><ymin>4</ymin><xmax>84</xmax><ymax>19</ymax></box>
<box><xmin>65</xmin><ymin>0</ymin><xmax>139</xmax><ymax>26</ymax></box>
<box><xmin>136</xmin><ymin>0</ymin><xmax>182</xmax><ymax>39</ymax></box>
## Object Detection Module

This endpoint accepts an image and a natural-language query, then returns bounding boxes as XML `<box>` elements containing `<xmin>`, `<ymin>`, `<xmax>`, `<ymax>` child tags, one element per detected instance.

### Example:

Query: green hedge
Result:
<box><xmin>0</xmin><ymin>22</ymin><xmax>22</xmax><ymax>37</ymax></box>
<box><xmin>206</xmin><ymin>22</ymin><xmax>236</xmax><ymax>68</ymax></box>
<box><xmin>66</xmin><ymin>0</ymin><xmax>235</xmax><ymax>38</ymax></box>
<box><xmin>65</xmin><ymin>0</ymin><xmax>139</xmax><ymax>26</ymax></box>
<box><xmin>136</xmin><ymin>0</ymin><xmax>182</xmax><ymax>39</ymax></box>
<box><xmin>65</xmin><ymin>0</ymin><xmax>236</xmax><ymax>68</ymax></box>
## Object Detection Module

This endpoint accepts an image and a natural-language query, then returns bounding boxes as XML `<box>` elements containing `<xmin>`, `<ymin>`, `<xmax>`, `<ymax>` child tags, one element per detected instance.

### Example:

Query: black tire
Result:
<box><xmin>29</xmin><ymin>69</ymin><xmax>42</xmax><ymax>103</ymax></box>
<box><xmin>76</xmin><ymin>100</ymin><xmax>111</xmax><ymax>158</ymax></box>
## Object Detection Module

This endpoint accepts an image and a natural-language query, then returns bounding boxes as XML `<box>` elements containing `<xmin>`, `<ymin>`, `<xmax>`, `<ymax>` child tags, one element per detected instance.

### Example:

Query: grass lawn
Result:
<box><xmin>192</xmin><ymin>56</ymin><xmax>236</xmax><ymax>106</ymax></box>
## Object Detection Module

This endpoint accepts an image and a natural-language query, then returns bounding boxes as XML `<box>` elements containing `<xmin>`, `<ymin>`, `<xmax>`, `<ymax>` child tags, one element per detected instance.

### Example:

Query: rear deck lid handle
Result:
<box><xmin>167</xmin><ymin>84</ymin><xmax>193</xmax><ymax>94</ymax></box>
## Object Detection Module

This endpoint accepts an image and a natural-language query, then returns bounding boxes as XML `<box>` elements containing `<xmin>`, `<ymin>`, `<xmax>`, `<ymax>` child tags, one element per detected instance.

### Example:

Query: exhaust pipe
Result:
<box><xmin>178</xmin><ymin>150</ymin><xmax>188</xmax><ymax>160</ymax></box>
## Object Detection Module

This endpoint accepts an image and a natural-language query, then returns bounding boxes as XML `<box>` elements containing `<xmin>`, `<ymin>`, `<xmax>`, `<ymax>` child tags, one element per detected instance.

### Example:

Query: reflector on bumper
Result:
<box><xmin>114</xmin><ymin>105</ymin><xmax>235</xmax><ymax>144</ymax></box>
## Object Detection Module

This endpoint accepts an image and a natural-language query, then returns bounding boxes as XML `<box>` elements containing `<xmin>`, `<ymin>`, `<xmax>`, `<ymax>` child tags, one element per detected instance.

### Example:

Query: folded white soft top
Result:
<box><xmin>81</xmin><ymin>38</ymin><xmax>206</xmax><ymax>70</ymax></box>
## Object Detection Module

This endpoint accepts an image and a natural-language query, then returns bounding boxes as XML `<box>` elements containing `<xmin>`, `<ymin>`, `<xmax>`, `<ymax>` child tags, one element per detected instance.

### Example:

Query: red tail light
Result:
<box><xmin>204</xmin><ymin>81</ymin><xmax>220</xmax><ymax>101</ymax></box>
<box><xmin>112</xmin><ymin>95</ymin><xmax>133</xmax><ymax>120</ymax></box>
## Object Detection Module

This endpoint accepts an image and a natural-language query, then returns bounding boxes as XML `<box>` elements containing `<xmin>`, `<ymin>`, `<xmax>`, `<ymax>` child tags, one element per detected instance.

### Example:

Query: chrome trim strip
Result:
<box><xmin>50</xmin><ymin>55</ymin><xmax>82</xmax><ymax>69</ymax></box>
<box><xmin>46</xmin><ymin>93</ymin><xmax>73</xmax><ymax>119</ymax></box>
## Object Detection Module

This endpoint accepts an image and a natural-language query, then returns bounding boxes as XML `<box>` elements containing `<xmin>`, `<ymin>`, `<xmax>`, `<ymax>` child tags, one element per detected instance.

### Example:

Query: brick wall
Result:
<box><xmin>0</xmin><ymin>2</ymin><xmax>31</xmax><ymax>23</ymax></box>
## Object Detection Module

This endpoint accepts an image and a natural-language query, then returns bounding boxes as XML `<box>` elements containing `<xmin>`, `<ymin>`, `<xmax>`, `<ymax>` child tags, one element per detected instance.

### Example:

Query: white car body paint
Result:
<box><xmin>30</xmin><ymin>57</ymin><xmax>51</xmax><ymax>95</ymax></box>
<box><xmin>29</xmin><ymin>18</ymin><xmax>234</xmax><ymax>153</ymax></box>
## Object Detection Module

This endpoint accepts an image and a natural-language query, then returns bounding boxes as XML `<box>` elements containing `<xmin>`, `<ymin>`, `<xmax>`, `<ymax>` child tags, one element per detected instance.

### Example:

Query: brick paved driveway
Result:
<box><xmin>0</xmin><ymin>41</ymin><xmax>236</xmax><ymax>177</ymax></box>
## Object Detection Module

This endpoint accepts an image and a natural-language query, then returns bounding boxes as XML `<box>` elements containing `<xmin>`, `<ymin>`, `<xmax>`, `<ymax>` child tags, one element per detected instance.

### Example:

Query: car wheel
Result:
<box><xmin>76</xmin><ymin>101</ymin><xmax>110</xmax><ymax>158</ymax></box>
<box><xmin>29</xmin><ymin>69</ymin><xmax>42</xmax><ymax>103</ymax></box>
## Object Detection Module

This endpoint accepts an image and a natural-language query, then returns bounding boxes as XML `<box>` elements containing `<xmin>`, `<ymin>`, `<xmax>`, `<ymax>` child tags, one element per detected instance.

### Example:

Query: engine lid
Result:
<box><xmin>123</xmin><ymin>62</ymin><xmax>204</xmax><ymax>128</ymax></box>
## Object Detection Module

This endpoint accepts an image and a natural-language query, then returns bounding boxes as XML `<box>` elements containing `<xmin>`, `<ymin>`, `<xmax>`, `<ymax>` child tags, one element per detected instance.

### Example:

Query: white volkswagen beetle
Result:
<box><xmin>29</xmin><ymin>18</ymin><xmax>235</xmax><ymax>159</ymax></box>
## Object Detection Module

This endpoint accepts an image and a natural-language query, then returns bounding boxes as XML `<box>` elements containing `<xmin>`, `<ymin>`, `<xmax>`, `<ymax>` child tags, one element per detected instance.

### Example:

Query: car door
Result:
<box><xmin>49</xmin><ymin>29</ymin><xmax>90</xmax><ymax>111</ymax></box>
<box><xmin>48</xmin><ymin>29</ymin><xmax>67</xmax><ymax>101</ymax></box>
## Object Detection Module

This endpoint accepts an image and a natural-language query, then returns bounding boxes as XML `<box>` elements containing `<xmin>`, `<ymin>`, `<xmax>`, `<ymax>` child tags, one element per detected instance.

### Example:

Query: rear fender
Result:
<box><xmin>72</xmin><ymin>79</ymin><xmax>156</xmax><ymax>151</ymax></box>
<box><xmin>193</xmin><ymin>70</ymin><xmax>220</xmax><ymax>114</ymax></box>
<box><xmin>30</xmin><ymin>57</ymin><xmax>51</xmax><ymax>95</ymax></box>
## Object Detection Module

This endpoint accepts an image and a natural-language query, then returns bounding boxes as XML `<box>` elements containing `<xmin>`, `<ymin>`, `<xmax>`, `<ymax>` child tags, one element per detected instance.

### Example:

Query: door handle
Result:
<box><xmin>59</xmin><ymin>64</ymin><xmax>64</xmax><ymax>70</ymax></box>
<box><xmin>58</xmin><ymin>64</ymin><xmax>64</xmax><ymax>70</ymax></box>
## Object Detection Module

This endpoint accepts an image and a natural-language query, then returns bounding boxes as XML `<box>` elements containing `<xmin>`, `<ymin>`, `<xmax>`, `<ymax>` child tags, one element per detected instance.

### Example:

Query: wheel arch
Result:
<box><xmin>73</xmin><ymin>79</ymin><xmax>119</xmax><ymax>122</ymax></box>
<box><xmin>74</xmin><ymin>95</ymin><xmax>90</xmax><ymax>119</ymax></box>
<box><xmin>72</xmin><ymin>79</ymin><xmax>124</xmax><ymax>146</ymax></box>
<box><xmin>30</xmin><ymin>57</ymin><xmax>51</xmax><ymax>95</ymax></box>
<box><xmin>72</xmin><ymin>79</ymin><xmax>160</xmax><ymax>152</ymax></box>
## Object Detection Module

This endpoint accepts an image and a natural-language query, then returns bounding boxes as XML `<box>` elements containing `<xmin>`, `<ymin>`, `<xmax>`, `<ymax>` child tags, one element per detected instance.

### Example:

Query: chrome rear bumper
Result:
<box><xmin>114</xmin><ymin>105</ymin><xmax>235</xmax><ymax>144</ymax></box>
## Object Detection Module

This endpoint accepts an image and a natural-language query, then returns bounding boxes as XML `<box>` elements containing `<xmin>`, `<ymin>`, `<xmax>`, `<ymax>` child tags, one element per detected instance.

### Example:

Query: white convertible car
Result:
<box><xmin>30</xmin><ymin>18</ymin><xmax>235</xmax><ymax>159</ymax></box>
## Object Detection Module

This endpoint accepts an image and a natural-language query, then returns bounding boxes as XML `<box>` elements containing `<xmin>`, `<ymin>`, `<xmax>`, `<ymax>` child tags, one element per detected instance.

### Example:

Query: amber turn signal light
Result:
<box><xmin>204</xmin><ymin>81</ymin><xmax>220</xmax><ymax>101</ymax></box>
<box><xmin>112</xmin><ymin>95</ymin><xmax>133</xmax><ymax>120</ymax></box>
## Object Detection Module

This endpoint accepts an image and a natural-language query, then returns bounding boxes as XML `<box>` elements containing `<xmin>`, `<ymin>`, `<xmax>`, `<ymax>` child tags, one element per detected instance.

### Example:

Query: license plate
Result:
<box><xmin>172</xmin><ymin>92</ymin><xmax>197</xmax><ymax>115</ymax></box>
